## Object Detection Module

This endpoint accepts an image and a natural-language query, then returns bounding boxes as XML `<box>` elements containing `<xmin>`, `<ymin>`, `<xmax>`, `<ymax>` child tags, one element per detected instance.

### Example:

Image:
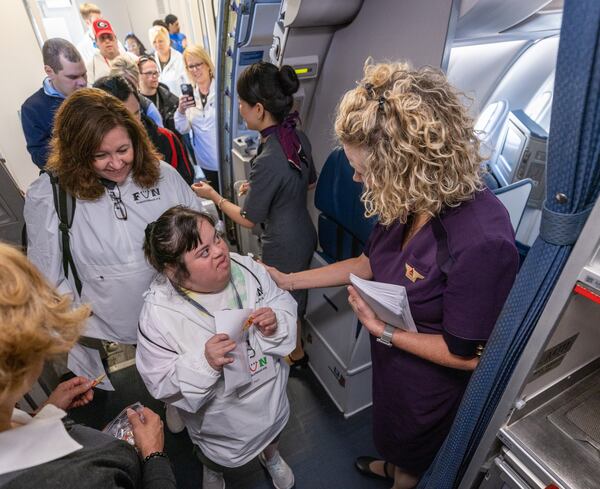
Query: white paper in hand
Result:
<box><xmin>349</xmin><ymin>274</ymin><xmax>417</xmax><ymax>332</ymax></box>
<box><xmin>214</xmin><ymin>309</ymin><xmax>253</xmax><ymax>395</ymax></box>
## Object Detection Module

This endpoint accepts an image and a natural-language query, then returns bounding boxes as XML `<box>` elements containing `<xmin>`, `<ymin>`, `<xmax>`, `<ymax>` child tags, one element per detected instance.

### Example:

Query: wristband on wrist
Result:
<box><xmin>217</xmin><ymin>196</ymin><xmax>227</xmax><ymax>210</ymax></box>
<box><xmin>143</xmin><ymin>451</ymin><xmax>168</xmax><ymax>464</ymax></box>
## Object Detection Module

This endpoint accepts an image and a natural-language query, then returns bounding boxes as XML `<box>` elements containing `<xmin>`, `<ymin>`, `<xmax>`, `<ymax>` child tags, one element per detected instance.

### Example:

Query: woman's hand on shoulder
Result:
<box><xmin>192</xmin><ymin>181</ymin><xmax>218</xmax><ymax>201</ymax></box>
<box><xmin>251</xmin><ymin>307</ymin><xmax>277</xmax><ymax>336</ymax></box>
<box><xmin>204</xmin><ymin>333</ymin><xmax>236</xmax><ymax>370</ymax></box>
<box><xmin>127</xmin><ymin>406</ymin><xmax>164</xmax><ymax>458</ymax></box>
<box><xmin>262</xmin><ymin>263</ymin><xmax>291</xmax><ymax>291</ymax></box>
<box><xmin>46</xmin><ymin>376</ymin><xmax>94</xmax><ymax>411</ymax></box>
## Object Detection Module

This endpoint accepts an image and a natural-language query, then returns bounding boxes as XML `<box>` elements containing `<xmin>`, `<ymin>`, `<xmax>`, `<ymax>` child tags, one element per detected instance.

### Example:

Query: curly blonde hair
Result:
<box><xmin>335</xmin><ymin>61</ymin><xmax>483</xmax><ymax>225</ymax></box>
<box><xmin>46</xmin><ymin>88</ymin><xmax>161</xmax><ymax>200</ymax></box>
<box><xmin>0</xmin><ymin>243</ymin><xmax>90</xmax><ymax>401</ymax></box>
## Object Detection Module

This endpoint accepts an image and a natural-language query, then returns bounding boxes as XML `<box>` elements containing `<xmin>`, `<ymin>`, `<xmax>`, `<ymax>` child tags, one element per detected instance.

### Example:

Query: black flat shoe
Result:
<box><xmin>286</xmin><ymin>352</ymin><xmax>309</xmax><ymax>369</ymax></box>
<box><xmin>355</xmin><ymin>456</ymin><xmax>394</xmax><ymax>481</ymax></box>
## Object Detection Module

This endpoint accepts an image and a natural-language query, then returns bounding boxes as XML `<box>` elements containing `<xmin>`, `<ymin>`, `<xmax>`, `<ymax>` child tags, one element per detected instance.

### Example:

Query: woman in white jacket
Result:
<box><xmin>175</xmin><ymin>45</ymin><xmax>219</xmax><ymax>187</ymax></box>
<box><xmin>138</xmin><ymin>206</ymin><xmax>296</xmax><ymax>489</ymax></box>
<box><xmin>24</xmin><ymin>88</ymin><xmax>206</xmax><ymax>386</ymax></box>
<box><xmin>149</xmin><ymin>25</ymin><xmax>187</xmax><ymax>97</ymax></box>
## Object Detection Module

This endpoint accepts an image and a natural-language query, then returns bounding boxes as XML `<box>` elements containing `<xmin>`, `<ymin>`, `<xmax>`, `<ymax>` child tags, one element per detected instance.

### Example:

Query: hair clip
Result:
<box><xmin>361</xmin><ymin>82</ymin><xmax>376</xmax><ymax>99</ymax></box>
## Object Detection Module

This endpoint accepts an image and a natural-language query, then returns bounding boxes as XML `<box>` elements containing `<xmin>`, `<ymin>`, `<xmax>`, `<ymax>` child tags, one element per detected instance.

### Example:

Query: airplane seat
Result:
<box><xmin>475</xmin><ymin>99</ymin><xmax>511</xmax><ymax>190</ymax></box>
<box><xmin>492</xmin><ymin>179</ymin><xmax>534</xmax><ymax>233</ymax></box>
<box><xmin>304</xmin><ymin>147</ymin><xmax>376</xmax><ymax>418</ymax></box>
<box><xmin>314</xmin><ymin>147</ymin><xmax>376</xmax><ymax>263</ymax></box>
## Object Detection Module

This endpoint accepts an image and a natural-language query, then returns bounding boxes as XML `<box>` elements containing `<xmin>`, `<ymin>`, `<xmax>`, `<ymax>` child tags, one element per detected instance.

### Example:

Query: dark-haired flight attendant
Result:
<box><xmin>194</xmin><ymin>61</ymin><xmax>317</xmax><ymax>365</ymax></box>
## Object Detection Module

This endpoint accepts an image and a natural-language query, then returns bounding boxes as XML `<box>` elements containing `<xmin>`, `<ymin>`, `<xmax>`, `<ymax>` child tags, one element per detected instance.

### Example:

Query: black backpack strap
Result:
<box><xmin>430</xmin><ymin>215</ymin><xmax>454</xmax><ymax>282</ymax></box>
<box><xmin>49</xmin><ymin>174</ymin><xmax>82</xmax><ymax>295</ymax></box>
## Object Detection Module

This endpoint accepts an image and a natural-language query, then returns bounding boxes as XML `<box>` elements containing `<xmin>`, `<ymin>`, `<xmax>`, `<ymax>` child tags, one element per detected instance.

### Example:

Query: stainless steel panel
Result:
<box><xmin>501</xmin><ymin>367</ymin><xmax>600</xmax><ymax>489</ymax></box>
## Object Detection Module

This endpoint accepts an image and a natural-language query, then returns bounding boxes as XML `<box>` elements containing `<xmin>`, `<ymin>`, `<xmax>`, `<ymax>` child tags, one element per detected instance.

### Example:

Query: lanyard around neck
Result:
<box><xmin>174</xmin><ymin>278</ymin><xmax>243</xmax><ymax>318</ymax></box>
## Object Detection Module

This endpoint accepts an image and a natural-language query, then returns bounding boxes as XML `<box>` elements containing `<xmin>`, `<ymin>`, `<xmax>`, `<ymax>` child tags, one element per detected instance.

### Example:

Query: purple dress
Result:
<box><xmin>363</xmin><ymin>188</ymin><xmax>519</xmax><ymax>475</ymax></box>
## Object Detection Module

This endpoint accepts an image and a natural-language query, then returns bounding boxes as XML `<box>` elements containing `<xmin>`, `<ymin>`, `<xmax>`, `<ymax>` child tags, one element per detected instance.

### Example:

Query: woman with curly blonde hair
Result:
<box><xmin>24</xmin><ymin>87</ymin><xmax>203</xmax><ymax>383</ymax></box>
<box><xmin>266</xmin><ymin>62</ymin><xmax>519</xmax><ymax>488</ymax></box>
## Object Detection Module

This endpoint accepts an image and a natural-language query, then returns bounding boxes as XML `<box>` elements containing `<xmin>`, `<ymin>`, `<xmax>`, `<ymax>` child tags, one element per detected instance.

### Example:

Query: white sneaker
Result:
<box><xmin>165</xmin><ymin>404</ymin><xmax>185</xmax><ymax>434</ymax></box>
<box><xmin>258</xmin><ymin>451</ymin><xmax>295</xmax><ymax>489</ymax></box>
<box><xmin>202</xmin><ymin>465</ymin><xmax>225</xmax><ymax>489</ymax></box>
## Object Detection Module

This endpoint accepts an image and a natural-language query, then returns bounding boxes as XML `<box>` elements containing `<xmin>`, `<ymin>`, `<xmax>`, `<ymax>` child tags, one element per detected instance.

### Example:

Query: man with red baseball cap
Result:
<box><xmin>86</xmin><ymin>18</ymin><xmax>137</xmax><ymax>83</ymax></box>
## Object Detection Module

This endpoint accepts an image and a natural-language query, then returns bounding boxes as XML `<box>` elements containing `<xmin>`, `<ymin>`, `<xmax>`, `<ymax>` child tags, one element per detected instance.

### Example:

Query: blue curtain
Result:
<box><xmin>418</xmin><ymin>1</ymin><xmax>600</xmax><ymax>487</ymax></box>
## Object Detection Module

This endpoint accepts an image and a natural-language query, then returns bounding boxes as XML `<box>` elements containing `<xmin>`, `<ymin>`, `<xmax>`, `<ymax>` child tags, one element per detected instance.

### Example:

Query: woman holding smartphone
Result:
<box><xmin>174</xmin><ymin>44</ymin><xmax>219</xmax><ymax>188</ymax></box>
<box><xmin>193</xmin><ymin>61</ymin><xmax>317</xmax><ymax>367</ymax></box>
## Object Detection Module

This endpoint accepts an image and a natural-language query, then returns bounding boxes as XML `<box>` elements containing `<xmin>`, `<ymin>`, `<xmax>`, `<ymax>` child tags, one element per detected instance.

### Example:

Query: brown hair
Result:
<box><xmin>0</xmin><ymin>243</ymin><xmax>90</xmax><ymax>402</ymax></box>
<box><xmin>42</xmin><ymin>38</ymin><xmax>82</xmax><ymax>73</ymax></box>
<box><xmin>46</xmin><ymin>88</ymin><xmax>161</xmax><ymax>200</ymax></box>
<box><xmin>335</xmin><ymin>61</ymin><xmax>483</xmax><ymax>225</ymax></box>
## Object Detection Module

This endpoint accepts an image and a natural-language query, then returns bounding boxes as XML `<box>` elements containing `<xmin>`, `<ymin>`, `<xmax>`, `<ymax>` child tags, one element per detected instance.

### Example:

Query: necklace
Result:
<box><xmin>199</xmin><ymin>91</ymin><xmax>208</xmax><ymax>108</ymax></box>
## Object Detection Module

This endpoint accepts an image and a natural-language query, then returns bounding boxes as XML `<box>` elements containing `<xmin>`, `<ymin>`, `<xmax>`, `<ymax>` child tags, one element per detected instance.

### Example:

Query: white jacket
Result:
<box><xmin>24</xmin><ymin>162</ymin><xmax>204</xmax><ymax>344</ymax></box>
<box><xmin>174</xmin><ymin>79</ymin><xmax>218</xmax><ymax>171</ymax></box>
<box><xmin>86</xmin><ymin>50</ymin><xmax>138</xmax><ymax>84</ymax></box>
<box><xmin>154</xmin><ymin>48</ymin><xmax>187</xmax><ymax>97</ymax></box>
<box><xmin>136</xmin><ymin>254</ymin><xmax>297</xmax><ymax>467</ymax></box>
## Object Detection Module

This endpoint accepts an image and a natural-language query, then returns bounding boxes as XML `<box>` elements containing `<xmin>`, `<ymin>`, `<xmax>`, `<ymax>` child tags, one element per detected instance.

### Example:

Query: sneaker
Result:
<box><xmin>202</xmin><ymin>465</ymin><xmax>225</xmax><ymax>489</ymax></box>
<box><xmin>258</xmin><ymin>451</ymin><xmax>295</xmax><ymax>489</ymax></box>
<box><xmin>165</xmin><ymin>404</ymin><xmax>185</xmax><ymax>434</ymax></box>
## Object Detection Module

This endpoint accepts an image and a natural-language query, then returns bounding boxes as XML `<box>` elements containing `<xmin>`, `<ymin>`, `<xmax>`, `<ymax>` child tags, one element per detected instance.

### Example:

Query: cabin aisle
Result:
<box><xmin>69</xmin><ymin>366</ymin><xmax>388</xmax><ymax>489</ymax></box>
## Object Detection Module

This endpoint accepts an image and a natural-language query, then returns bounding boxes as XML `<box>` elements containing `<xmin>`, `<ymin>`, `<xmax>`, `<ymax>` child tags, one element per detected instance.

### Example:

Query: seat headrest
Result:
<box><xmin>315</xmin><ymin>147</ymin><xmax>375</xmax><ymax>244</ymax></box>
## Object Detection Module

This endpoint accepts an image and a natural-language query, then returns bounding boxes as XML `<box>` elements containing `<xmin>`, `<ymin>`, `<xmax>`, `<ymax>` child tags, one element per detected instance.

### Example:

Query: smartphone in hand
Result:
<box><xmin>181</xmin><ymin>83</ymin><xmax>195</xmax><ymax>104</ymax></box>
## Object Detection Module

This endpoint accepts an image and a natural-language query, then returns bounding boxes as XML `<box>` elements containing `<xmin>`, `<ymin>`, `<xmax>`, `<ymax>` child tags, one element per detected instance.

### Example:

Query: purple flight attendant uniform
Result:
<box><xmin>363</xmin><ymin>188</ymin><xmax>519</xmax><ymax>475</ymax></box>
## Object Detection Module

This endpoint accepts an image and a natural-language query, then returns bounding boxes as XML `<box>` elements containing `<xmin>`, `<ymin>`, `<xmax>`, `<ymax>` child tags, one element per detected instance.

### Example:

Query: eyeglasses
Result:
<box><xmin>140</xmin><ymin>70</ymin><xmax>159</xmax><ymax>77</ymax></box>
<box><xmin>106</xmin><ymin>184</ymin><xmax>128</xmax><ymax>220</ymax></box>
<box><xmin>186</xmin><ymin>62</ymin><xmax>205</xmax><ymax>71</ymax></box>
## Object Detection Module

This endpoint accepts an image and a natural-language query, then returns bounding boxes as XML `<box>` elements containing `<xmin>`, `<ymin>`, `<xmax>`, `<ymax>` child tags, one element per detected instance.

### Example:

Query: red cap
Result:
<box><xmin>92</xmin><ymin>19</ymin><xmax>115</xmax><ymax>39</ymax></box>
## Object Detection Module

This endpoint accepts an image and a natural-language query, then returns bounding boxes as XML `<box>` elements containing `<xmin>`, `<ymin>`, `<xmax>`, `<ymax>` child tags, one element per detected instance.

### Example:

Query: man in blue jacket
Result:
<box><xmin>21</xmin><ymin>38</ymin><xmax>87</xmax><ymax>169</ymax></box>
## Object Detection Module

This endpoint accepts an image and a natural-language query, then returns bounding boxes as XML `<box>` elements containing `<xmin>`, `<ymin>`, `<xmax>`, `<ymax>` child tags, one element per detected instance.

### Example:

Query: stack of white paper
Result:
<box><xmin>349</xmin><ymin>274</ymin><xmax>417</xmax><ymax>332</ymax></box>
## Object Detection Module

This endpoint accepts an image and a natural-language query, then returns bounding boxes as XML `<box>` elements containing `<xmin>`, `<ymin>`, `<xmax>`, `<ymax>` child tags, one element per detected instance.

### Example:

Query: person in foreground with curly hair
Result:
<box><xmin>0</xmin><ymin>243</ymin><xmax>176</xmax><ymax>489</ymax></box>
<box><xmin>264</xmin><ymin>62</ymin><xmax>520</xmax><ymax>488</ymax></box>
<box><xmin>23</xmin><ymin>88</ymin><xmax>203</xmax><ymax>384</ymax></box>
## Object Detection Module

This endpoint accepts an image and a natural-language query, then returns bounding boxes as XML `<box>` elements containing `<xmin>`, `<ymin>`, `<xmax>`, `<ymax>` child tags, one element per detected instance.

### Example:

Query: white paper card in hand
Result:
<box><xmin>214</xmin><ymin>309</ymin><xmax>253</xmax><ymax>395</ymax></box>
<box><xmin>237</xmin><ymin>336</ymin><xmax>277</xmax><ymax>398</ymax></box>
<box><xmin>349</xmin><ymin>274</ymin><xmax>417</xmax><ymax>332</ymax></box>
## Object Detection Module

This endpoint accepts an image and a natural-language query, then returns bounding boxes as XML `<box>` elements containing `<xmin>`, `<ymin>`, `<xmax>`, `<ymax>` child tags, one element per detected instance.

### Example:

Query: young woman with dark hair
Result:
<box><xmin>124</xmin><ymin>32</ymin><xmax>147</xmax><ymax>56</ymax></box>
<box><xmin>193</xmin><ymin>61</ymin><xmax>318</xmax><ymax>366</ymax></box>
<box><xmin>138</xmin><ymin>206</ymin><xmax>297</xmax><ymax>489</ymax></box>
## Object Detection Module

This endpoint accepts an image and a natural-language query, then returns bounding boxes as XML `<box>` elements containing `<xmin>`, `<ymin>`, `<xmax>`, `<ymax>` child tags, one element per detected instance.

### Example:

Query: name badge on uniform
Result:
<box><xmin>237</xmin><ymin>334</ymin><xmax>277</xmax><ymax>398</ymax></box>
<box><xmin>405</xmin><ymin>263</ymin><xmax>425</xmax><ymax>283</ymax></box>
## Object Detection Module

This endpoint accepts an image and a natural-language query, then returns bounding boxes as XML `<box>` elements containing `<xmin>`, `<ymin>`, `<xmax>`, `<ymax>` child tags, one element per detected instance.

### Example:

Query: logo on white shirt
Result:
<box><xmin>133</xmin><ymin>187</ymin><xmax>161</xmax><ymax>203</ymax></box>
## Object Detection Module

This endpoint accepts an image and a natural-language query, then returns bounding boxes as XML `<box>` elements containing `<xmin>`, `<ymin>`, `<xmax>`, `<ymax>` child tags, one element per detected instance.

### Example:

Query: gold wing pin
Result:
<box><xmin>405</xmin><ymin>263</ymin><xmax>425</xmax><ymax>283</ymax></box>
